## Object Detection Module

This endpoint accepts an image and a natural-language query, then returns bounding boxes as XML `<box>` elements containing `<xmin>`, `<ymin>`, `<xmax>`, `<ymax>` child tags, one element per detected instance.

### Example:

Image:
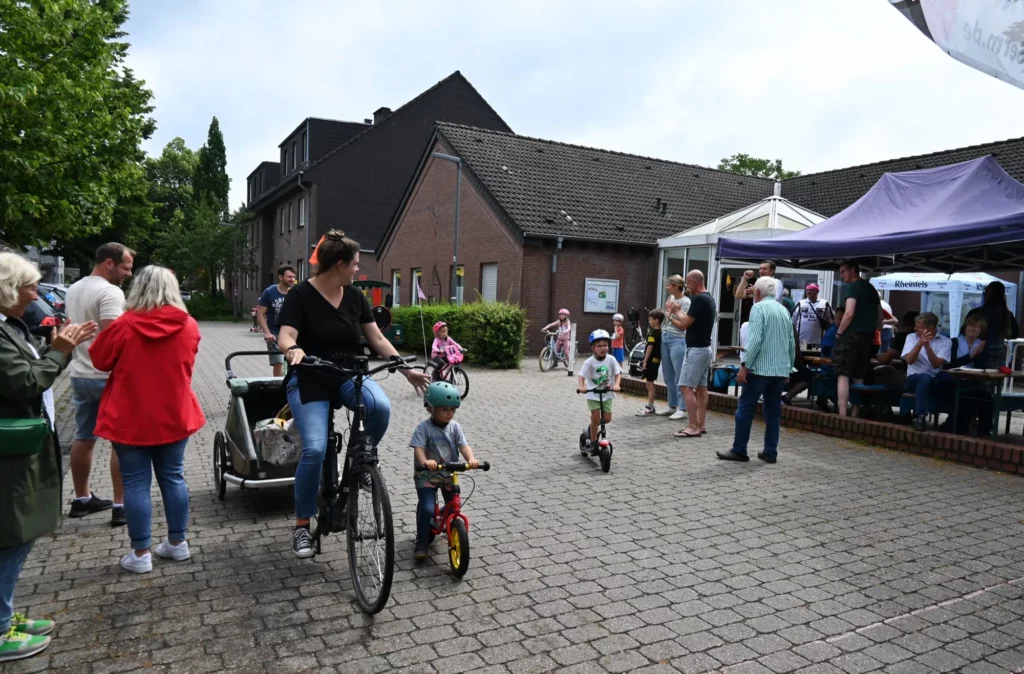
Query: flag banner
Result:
<box><xmin>889</xmin><ymin>0</ymin><xmax>1024</xmax><ymax>91</ymax></box>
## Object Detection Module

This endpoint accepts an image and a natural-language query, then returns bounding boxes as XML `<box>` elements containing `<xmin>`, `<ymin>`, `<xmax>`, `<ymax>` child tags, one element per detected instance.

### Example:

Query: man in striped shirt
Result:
<box><xmin>718</xmin><ymin>276</ymin><xmax>795</xmax><ymax>464</ymax></box>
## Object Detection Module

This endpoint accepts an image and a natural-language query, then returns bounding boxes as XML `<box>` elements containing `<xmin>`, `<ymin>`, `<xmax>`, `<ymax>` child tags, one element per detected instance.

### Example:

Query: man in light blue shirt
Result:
<box><xmin>719</xmin><ymin>276</ymin><xmax>795</xmax><ymax>464</ymax></box>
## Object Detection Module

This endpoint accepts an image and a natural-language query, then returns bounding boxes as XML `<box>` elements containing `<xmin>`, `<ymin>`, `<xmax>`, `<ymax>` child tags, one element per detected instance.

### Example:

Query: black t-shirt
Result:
<box><xmin>278</xmin><ymin>280</ymin><xmax>374</xmax><ymax>401</ymax></box>
<box><xmin>685</xmin><ymin>292</ymin><xmax>717</xmax><ymax>348</ymax></box>
<box><xmin>646</xmin><ymin>328</ymin><xmax>662</xmax><ymax>364</ymax></box>
<box><xmin>848</xmin><ymin>279</ymin><xmax>880</xmax><ymax>333</ymax></box>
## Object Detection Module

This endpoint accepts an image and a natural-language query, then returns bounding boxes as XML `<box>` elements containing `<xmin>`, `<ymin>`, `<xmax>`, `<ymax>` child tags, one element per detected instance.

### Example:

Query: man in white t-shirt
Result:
<box><xmin>901</xmin><ymin>312</ymin><xmax>951</xmax><ymax>431</ymax></box>
<box><xmin>64</xmin><ymin>243</ymin><xmax>134</xmax><ymax>524</ymax></box>
<box><xmin>735</xmin><ymin>260</ymin><xmax>784</xmax><ymax>302</ymax></box>
<box><xmin>792</xmin><ymin>283</ymin><xmax>834</xmax><ymax>346</ymax></box>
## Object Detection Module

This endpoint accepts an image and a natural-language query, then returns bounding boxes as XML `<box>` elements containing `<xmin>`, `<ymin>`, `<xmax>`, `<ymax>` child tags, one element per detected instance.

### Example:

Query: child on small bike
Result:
<box><xmin>542</xmin><ymin>309</ymin><xmax>572</xmax><ymax>361</ymax></box>
<box><xmin>577</xmin><ymin>329</ymin><xmax>622</xmax><ymax>452</ymax></box>
<box><xmin>611</xmin><ymin>313</ymin><xmax>626</xmax><ymax>364</ymax></box>
<box><xmin>411</xmin><ymin>381</ymin><xmax>479</xmax><ymax>561</ymax></box>
<box><xmin>430</xmin><ymin>321</ymin><xmax>463</xmax><ymax>382</ymax></box>
<box><xmin>637</xmin><ymin>309</ymin><xmax>665</xmax><ymax>416</ymax></box>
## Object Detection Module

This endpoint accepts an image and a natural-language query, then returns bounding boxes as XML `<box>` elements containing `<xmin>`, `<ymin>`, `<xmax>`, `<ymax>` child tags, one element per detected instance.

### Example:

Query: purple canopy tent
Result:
<box><xmin>716</xmin><ymin>156</ymin><xmax>1024</xmax><ymax>272</ymax></box>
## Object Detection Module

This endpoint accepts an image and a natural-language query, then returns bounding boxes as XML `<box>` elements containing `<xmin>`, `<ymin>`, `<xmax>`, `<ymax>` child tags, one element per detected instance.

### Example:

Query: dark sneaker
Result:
<box><xmin>110</xmin><ymin>506</ymin><xmax>126</xmax><ymax>527</ymax></box>
<box><xmin>414</xmin><ymin>542</ymin><xmax>429</xmax><ymax>562</ymax></box>
<box><xmin>293</xmin><ymin>527</ymin><xmax>313</xmax><ymax>559</ymax></box>
<box><xmin>68</xmin><ymin>493</ymin><xmax>112</xmax><ymax>518</ymax></box>
<box><xmin>11</xmin><ymin>613</ymin><xmax>54</xmax><ymax>636</ymax></box>
<box><xmin>0</xmin><ymin>628</ymin><xmax>50</xmax><ymax>662</ymax></box>
<box><xmin>757</xmin><ymin>452</ymin><xmax>777</xmax><ymax>464</ymax></box>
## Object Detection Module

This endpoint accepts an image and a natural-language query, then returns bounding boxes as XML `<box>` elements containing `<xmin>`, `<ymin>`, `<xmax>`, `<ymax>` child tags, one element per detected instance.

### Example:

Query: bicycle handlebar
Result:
<box><xmin>417</xmin><ymin>461</ymin><xmax>490</xmax><ymax>472</ymax></box>
<box><xmin>225</xmin><ymin>350</ymin><xmax>283</xmax><ymax>378</ymax></box>
<box><xmin>296</xmin><ymin>354</ymin><xmax>416</xmax><ymax>378</ymax></box>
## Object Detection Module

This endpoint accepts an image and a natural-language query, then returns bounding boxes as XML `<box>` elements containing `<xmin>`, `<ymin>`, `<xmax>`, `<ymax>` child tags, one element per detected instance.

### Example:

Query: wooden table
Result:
<box><xmin>948</xmin><ymin>369</ymin><xmax>1024</xmax><ymax>437</ymax></box>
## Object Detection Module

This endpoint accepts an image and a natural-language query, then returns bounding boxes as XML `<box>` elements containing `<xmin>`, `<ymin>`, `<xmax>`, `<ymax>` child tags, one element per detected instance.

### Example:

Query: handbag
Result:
<box><xmin>0</xmin><ymin>417</ymin><xmax>50</xmax><ymax>457</ymax></box>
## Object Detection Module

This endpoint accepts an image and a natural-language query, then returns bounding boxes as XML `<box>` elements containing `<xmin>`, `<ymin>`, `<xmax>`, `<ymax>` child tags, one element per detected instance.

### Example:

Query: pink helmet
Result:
<box><xmin>558</xmin><ymin>308</ymin><xmax>570</xmax><ymax>316</ymax></box>
<box><xmin>433</xmin><ymin>321</ymin><xmax>447</xmax><ymax>334</ymax></box>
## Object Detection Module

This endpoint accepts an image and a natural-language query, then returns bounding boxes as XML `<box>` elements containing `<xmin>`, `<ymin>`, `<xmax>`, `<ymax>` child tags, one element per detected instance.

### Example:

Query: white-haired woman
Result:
<box><xmin>89</xmin><ymin>266</ymin><xmax>205</xmax><ymax>574</ymax></box>
<box><xmin>0</xmin><ymin>252</ymin><xmax>96</xmax><ymax>662</ymax></box>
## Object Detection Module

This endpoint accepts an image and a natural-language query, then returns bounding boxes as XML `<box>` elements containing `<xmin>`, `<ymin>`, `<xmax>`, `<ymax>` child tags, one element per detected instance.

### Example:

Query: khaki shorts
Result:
<box><xmin>587</xmin><ymin>399</ymin><xmax>613</xmax><ymax>413</ymax></box>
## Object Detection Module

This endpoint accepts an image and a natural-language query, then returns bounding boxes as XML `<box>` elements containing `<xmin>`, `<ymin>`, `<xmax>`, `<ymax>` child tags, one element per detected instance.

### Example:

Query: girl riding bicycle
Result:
<box><xmin>430</xmin><ymin>322</ymin><xmax>463</xmax><ymax>382</ymax></box>
<box><xmin>277</xmin><ymin>230</ymin><xmax>431</xmax><ymax>559</ymax></box>
<box><xmin>542</xmin><ymin>309</ymin><xmax>572</xmax><ymax>361</ymax></box>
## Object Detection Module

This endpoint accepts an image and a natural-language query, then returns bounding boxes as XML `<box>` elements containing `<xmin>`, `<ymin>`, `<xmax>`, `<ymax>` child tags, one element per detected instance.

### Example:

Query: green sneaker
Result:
<box><xmin>0</xmin><ymin>627</ymin><xmax>51</xmax><ymax>662</ymax></box>
<box><xmin>11</xmin><ymin>612</ymin><xmax>55</xmax><ymax>636</ymax></box>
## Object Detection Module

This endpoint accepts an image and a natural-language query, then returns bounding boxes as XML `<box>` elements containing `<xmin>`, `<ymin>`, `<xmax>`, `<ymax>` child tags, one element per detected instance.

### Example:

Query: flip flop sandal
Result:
<box><xmin>674</xmin><ymin>429</ymin><xmax>702</xmax><ymax>438</ymax></box>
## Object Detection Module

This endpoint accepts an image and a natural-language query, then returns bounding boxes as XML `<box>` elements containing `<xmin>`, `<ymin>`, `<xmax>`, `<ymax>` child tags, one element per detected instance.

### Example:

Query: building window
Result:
<box><xmin>412</xmin><ymin>268</ymin><xmax>423</xmax><ymax>306</ymax></box>
<box><xmin>301</xmin><ymin>131</ymin><xmax>308</xmax><ymax>161</ymax></box>
<box><xmin>297</xmin><ymin>258</ymin><xmax>304</xmax><ymax>281</ymax></box>
<box><xmin>451</xmin><ymin>265</ymin><xmax>464</xmax><ymax>305</ymax></box>
<box><xmin>481</xmin><ymin>263</ymin><xmax>498</xmax><ymax>302</ymax></box>
<box><xmin>298</xmin><ymin>196</ymin><xmax>306</xmax><ymax>228</ymax></box>
<box><xmin>292</xmin><ymin>140</ymin><xmax>298</xmax><ymax>170</ymax></box>
<box><xmin>391</xmin><ymin>270</ymin><xmax>401</xmax><ymax>308</ymax></box>
<box><xmin>288</xmin><ymin>201</ymin><xmax>294</xmax><ymax>232</ymax></box>
<box><xmin>278</xmin><ymin>206</ymin><xmax>283</xmax><ymax>234</ymax></box>
<box><xmin>247</xmin><ymin>181</ymin><xmax>253</xmax><ymax>204</ymax></box>
<box><xmin>283</xmin><ymin>148</ymin><xmax>290</xmax><ymax>174</ymax></box>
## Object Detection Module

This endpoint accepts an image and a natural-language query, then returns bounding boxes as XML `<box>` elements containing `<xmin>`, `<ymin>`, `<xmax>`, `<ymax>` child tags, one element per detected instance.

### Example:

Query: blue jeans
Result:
<box><xmin>905</xmin><ymin>373</ymin><xmax>936</xmax><ymax>417</ymax></box>
<box><xmin>0</xmin><ymin>541</ymin><xmax>34</xmax><ymax>633</ymax></box>
<box><xmin>286</xmin><ymin>374</ymin><xmax>392</xmax><ymax>519</ymax></box>
<box><xmin>113</xmin><ymin>439</ymin><xmax>191</xmax><ymax>550</ymax></box>
<box><xmin>661</xmin><ymin>332</ymin><xmax>687</xmax><ymax>410</ymax></box>
<box><xmin>731</xmin><ymin>374</ymin><xmax>786</xmax><ymax>458</ymax></box>
<box><xmin>416</xmin><ymin>486</ymin><xmax>452</xmax><ymax>546</ymax></box>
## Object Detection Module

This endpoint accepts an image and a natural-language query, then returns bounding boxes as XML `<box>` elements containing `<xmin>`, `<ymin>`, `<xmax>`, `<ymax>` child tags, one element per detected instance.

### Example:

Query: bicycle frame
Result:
<box><xmin>545</xmin><ymin>332</ymin><xmax>568</xmax><ymax>362</ymax></box>
<box><xmin>431</xmin><ymin>472</ymin><xmax>470</xmax><ymax>539</ymax></box>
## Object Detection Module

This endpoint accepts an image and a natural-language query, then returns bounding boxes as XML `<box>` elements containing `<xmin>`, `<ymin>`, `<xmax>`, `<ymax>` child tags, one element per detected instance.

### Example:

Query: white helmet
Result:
<box><xmin>589</xmin><ymin>329</ymin><xmax>612</xmax><ymax>345</ymax></box>
<box><xmin>612</xmin><ymin>313</ymin><xmax>624</xmax><ymax>322</ymax></box>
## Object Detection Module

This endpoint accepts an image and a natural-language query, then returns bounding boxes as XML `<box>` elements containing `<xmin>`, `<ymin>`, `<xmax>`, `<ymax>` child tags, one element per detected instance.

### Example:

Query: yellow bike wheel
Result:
<box><xmin>448</xmin><ymin>519</ymin><xmax>470</xmax><ymax>578</ymax></box>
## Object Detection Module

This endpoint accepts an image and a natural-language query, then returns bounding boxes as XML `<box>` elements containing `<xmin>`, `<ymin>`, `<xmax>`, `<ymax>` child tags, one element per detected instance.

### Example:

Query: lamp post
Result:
<box><xmin>432</xmin><ymin>152</ymin><xmax>461</xmax><ymax>304</ymax></box>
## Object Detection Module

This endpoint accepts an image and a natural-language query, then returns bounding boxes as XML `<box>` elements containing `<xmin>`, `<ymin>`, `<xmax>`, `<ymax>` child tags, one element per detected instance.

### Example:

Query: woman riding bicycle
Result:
<box><xmin>277</xmin><ymin>230</ymin><xmax>431</xmax><ymax>559</ymax></box>
<box><xmin>542</xmin><ymin>309</ymin><xmax>572</xmax><ymax>360</ymax></box>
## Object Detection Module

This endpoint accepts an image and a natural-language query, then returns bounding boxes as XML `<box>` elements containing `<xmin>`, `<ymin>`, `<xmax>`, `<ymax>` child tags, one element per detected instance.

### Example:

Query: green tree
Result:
<box><xmin>146</xmin><ymin>137</ymin><xmax>198</xmax><ymax>227</ymax></box>
<box><xmin>0</xmin><ymin>0</ymin><xmax>155</xmax><ymax>246</ymax></box>
<box><xmin>194</xmin><ymin>116</ymin><xmax>229</xmax><ymax>218</ymax></box>
<box><xmin>717</xmin><ymin>153</ymin><xmax>801</xmax><ymax>180</ymax></box>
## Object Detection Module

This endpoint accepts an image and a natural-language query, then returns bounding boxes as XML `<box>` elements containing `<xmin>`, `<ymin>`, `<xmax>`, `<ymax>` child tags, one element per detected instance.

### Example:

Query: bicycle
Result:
<box><xmin>577</xmin><ymin>387</ymin><xmax>614</xmax><ymax>473</ymax></box>
<box><xmin>626</xmin><ymin>307</ymin><xmax>646</xmax><ymax>352</ymax></box>
<box><xmin>539</xmin><ymin>330</ymin><xmax>574</xmax><ymax>375</ymax></box>
<box><xmin>294</xmin><ymin>354</ymin><xmax>415</xmax><ymax>614</ymax></box>
<box><xmin>415</xmin><ymin>460</ymin><xmax>491</xmax><ymax>578</ymax></box>
<box><xmin>426</xmin><ymin>345</ymin><xmax>469</xmax><ymax>400</ymax></box>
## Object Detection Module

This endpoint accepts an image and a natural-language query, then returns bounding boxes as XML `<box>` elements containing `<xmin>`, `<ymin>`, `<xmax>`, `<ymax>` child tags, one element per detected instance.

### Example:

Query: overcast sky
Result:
<box><xmin>124</xmin><ymin>0</ymin><xmax>1024</xmax><ymax>209</ymax></box>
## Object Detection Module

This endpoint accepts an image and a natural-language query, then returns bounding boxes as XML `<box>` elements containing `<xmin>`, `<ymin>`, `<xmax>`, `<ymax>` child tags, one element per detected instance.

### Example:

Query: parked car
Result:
<box><xmin>38</xmin><ymin>282</ymin><xmax>68</xmax><ymax>311</ymax></box>
<box><xmin>22</xmin><ymin>295</ymin><xmax>66</xmax><ymax>346</ymax></box>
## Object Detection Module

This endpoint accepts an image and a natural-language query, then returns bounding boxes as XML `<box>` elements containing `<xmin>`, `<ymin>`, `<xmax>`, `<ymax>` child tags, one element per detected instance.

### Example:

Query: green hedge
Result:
<box><xmin>391</xmin><ymin>302</ymin><xmax>526</xmax><ymax>369</ymax></box>
<box><xmin>186</xmin><ymin>292</ymin><xmax>236</xmax><ymax>321</ymax></box>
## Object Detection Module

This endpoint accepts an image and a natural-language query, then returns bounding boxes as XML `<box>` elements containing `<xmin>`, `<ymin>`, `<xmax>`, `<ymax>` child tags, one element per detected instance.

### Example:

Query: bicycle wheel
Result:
<box><xmin>450</xmin><ymin>367</ymin><xmax>469</xmax><ymax>400</ymax></box>
<box><xmin>213</xmin><ymin>431</ymin><xmax>227</xmax><ymax>501</ymax></box>
<box><xmin>422</xmin><ymin>363</ymin><xmax>437</xmax><ymax>381</ymax></box>
<box><xmin>600</xmin><ymin>442</ymin><xmax>612</xmax><ymax>473</ymax></box>
<box><xmin>448</xmin><ymin>519</ymin><xmax>470</xmax><ymax>578</ymax></box>
<box><xmin>539</xmin><ymin>346</ymin><xmax>553</xmax><ymax>372</ymax></box>
<box><xmin>347</xmin><ymin>465</ymin><xmax>394</xmax><ymax>614</ymax></box>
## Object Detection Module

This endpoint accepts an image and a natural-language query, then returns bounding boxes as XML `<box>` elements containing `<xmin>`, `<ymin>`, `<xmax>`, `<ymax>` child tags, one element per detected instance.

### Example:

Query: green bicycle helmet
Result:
<box><xmin>424</xmin><ymin>381</ymin><xmax>461</xmax><ymax>409</ymax></box>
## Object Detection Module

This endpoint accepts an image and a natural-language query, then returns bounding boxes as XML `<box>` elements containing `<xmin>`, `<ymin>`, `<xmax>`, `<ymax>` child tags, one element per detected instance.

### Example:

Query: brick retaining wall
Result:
<box><xmin>621</xmin><ymin>376</ymin><xmax>1024</xmax><ymax>474</ymax></box>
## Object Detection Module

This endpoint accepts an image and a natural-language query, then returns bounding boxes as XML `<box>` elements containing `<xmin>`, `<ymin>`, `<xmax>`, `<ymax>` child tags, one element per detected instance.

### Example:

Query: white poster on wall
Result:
<box><xmin>584</xmin><ymin>278</ymin><xmax>619</xmax><ymax>313</ymax></box>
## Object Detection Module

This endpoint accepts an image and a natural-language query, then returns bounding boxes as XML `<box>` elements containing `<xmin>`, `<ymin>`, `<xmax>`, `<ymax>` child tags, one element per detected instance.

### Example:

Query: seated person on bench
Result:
<box><xmin>783</xmin><ymin>323</ymin><xmax>814</xmax><ymax>405</ymax></box>
<box><xmin>901</xmin><ymin>312</ymin><xmax>951</xmax><ymax>431</ymax></box>
<box><xmin>946</xmin><ymin>314</ymin><xmax>993</xmax><ymax>435</ymax></box>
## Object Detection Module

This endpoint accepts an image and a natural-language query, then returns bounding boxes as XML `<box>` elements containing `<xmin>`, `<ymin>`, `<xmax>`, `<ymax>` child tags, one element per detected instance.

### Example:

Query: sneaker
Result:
<box><xmin>293</xmin><ymin>526</ymin><xmax>313</xmax><ymax>559</ymax></box>
<box><xmin>636</xmin><ymin>405</ymin><xmax>656</xmax><ymax>416</ymax></box>
<box><xmin>154</xmin><ymin>539</ymin><xmax>191</xmax><ymax>561</ymax></box>
<box><xmin>10</xmin><ymin>613</ymin><xmax>54</xmax><ymax>636</ymax></box>
<box><xmin>0</xmin><ymin>627</ymin><xmax>50</xmax><ymax>662</ymax></box>
<box><xmin>68</xmin><ymin>493</ymin><xmax>112</xmax><ymax>518</ymax></box>
<box><xmin>669</xmin><ymin>409</ymin><xmax>688</xmax><ymax>421</ymax></box>
<box><xmin>414</xmin><ymin>542</ymin><xmax>429</xmax><ymax>562</ymax></box>
<box><xmin>110</xmin><ymin>506</ymin><xmax>126</xmax><ymax>527</ymax></box>
<box><xmin>655</xmin><ymin>407</ymin><xmax>676</xmax><ymax>417</ymax></box>
<box><xmin>119</xmin><ymin>551</ymin><xmax>152</xmax><ymax>574</ymax></box>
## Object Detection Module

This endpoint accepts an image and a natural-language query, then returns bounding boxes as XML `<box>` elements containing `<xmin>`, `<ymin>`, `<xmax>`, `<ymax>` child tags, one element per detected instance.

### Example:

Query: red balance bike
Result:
<box><xmin>416</xmin><ymin>461</ymin><xmax>490</xmax><ymax>578</ymax></box>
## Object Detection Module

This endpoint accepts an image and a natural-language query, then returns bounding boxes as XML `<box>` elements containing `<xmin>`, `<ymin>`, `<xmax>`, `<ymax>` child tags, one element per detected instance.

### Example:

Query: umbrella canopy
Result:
<box><xmin>716</xmin><ymin>156</ymin><xmax>1024</xmax><ymax>271</ymax></box>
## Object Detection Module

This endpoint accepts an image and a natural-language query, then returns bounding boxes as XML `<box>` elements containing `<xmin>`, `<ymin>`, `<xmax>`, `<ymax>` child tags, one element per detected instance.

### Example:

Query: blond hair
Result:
<box><xmin>666</xmin><ymin>274</ymin><xmax>686</xmax><ymax>289</ymax></box>
<box><xmin>0</xmin><ymin>252</ymin><xmax>42</xmax><ymax>311</ymax></box>
<box><xmin>125</xmin><ymin>266</ymin><xmax>187</xmax><ymax>312</ymax></box>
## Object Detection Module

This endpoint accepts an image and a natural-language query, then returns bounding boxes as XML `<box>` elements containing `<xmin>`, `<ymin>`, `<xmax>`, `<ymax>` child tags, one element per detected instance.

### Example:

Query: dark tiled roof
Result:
<box><xmin>300</xmin><ymin>71</ymin><xmax>512</xmax><ymax>250</ymax></box>
<box><xmin>782</xmin><ymin>137</ymin><xmax>1024</xmax><ymax>217</ymax></box>
<box><xmin>435</xmin><ymin>123</ymin><xmax>775</xmax><ymax>245</ymax></box>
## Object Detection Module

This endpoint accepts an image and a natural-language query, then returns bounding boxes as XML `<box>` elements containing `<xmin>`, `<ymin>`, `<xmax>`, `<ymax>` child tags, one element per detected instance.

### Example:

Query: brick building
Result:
<box><xmin>239</xmin><ymin>72</ymin><xmax>510</xmax><ymax>310</ymax></box>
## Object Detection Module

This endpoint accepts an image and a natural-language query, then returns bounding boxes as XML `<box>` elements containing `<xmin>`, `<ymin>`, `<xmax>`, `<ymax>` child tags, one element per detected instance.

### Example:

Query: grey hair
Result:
<box><xmin>125</xmin><ymin>265</ymin><xmax>187</xmax><ymax>312</ymax></box>
<box><xmin>0</xmin><ymin>252</ymin><xmax>42</xmax><ymax>311</ymax></box>
<box><xmin>753</xmin><ymin>276</ymin><xmax>777</xmax><ymax>301</ymax></box>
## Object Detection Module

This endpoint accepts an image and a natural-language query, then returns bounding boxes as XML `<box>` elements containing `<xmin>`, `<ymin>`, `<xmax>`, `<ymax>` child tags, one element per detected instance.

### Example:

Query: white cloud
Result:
<box><xmin>124</xmin><ymin>0</ymin><xmax>1024</xmax><ymax>208</ymax></box>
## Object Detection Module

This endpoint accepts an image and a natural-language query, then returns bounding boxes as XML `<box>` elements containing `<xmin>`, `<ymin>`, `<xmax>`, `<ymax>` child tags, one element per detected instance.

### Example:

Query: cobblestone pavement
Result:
<box><xmin>10</xmin><ymin>322</ymin><xmax>1024</xmax><ymax>673</ymax></box>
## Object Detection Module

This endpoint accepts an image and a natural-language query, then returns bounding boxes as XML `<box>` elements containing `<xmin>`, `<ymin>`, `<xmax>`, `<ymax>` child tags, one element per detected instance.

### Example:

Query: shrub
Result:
<box><xmin>391</xmin><ymin>301</ymin><xmax>526</xmax><ymax>369</ymax></box>
<box><xmin>186</xmin><ymin>292</ymin><xmax>236</xmax><ymax>321</ymax></box>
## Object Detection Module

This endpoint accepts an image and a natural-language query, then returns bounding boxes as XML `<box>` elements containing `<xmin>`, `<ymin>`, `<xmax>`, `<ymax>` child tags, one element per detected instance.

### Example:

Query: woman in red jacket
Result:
<box><xmin>90</xmin><ymin>266</ymin><xmax>205</xmax><ymax>574</ymax></box>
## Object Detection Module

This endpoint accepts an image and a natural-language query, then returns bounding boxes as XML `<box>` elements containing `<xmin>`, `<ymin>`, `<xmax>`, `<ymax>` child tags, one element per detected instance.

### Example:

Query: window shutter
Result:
<box><xmin>481</xmin><ymin>264</ymin><xmax>498</xmax><ymax>302</ymax></box>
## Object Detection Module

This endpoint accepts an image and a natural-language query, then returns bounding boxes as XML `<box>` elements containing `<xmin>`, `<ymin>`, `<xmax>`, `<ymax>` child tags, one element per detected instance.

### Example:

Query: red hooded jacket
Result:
<box><xmin>90</xmin><ymin>306</ymin><xmax>205</xmax><ymax>446</ymax></box>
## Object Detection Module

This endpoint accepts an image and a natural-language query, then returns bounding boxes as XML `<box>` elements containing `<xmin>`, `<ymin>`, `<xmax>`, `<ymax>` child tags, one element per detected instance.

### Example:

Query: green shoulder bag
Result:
<box><xmin>0</xmin><ymin>417</ymin><xmax>50</xmax><ymax>457</ymax></box>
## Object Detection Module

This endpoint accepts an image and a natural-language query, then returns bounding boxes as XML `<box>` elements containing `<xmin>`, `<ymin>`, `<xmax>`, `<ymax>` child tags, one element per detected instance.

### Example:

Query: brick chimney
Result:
<box><xmin>373</xmin><ymin>107</ymin><xmax>392</xmax><ymax>125</ymax></box>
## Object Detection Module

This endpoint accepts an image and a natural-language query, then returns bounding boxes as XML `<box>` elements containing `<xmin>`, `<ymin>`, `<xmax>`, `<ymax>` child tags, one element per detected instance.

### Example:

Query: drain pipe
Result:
<box><xmin>549</xmin><ymin>236</ymin><xmax>563</xmax><ymax>320</ymax></box>
<box><xmin>297</xmin><ymin>172</ymin><xmax>310</xmax><ymax>278</ymax></box>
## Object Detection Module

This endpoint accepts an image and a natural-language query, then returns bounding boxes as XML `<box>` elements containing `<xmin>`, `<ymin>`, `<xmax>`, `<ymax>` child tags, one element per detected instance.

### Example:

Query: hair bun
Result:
<box><xmin>326</xmin><ymin>230</ymin><xmax>346</xmax><ymax>241</ymax></box>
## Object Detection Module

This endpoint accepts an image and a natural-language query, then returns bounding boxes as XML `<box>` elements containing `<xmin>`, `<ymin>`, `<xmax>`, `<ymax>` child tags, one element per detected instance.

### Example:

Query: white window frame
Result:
<box><xmin>412</xmin><ymin>268</ymin><xmax>423</xmax><ymax>306</ymax></box>
<box><xmin>481</xmin><ymin>263</ymin><xmax>498</xmax><ymax>303</ymax></box>
<box><xmin>298</xmin><ymin>197</ymin><xmax>306</xmax><ymax>228</ymax></box>
<box><xmin>392</xmin><ymin>270</ymin><xmax>401</xmax><ymax>308</ymax></box>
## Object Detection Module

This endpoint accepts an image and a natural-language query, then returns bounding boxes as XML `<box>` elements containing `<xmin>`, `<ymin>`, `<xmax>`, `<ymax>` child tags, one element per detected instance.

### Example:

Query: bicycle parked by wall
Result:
<box><xmin>626</xmin><ymin>307</ymin><xmax>646</xmax><ymax>351</ymax></box>
<box><xmin>294</xmin><ymin>354</ymin><xmax>415</xmax><ymax>614</ymax></box>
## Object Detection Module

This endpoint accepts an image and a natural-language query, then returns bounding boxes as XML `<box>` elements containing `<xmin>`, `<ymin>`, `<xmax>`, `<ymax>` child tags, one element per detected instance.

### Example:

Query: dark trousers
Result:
<box><xmin>731</xmin><ymin>374</ymin><xmax>786</xmax><ymax>459</ymax></box>
<box><xmin>416</xmin><ymin>486</ymin><xmax>452</xmax><ymax>546</ymax></box>
<box><xmin>905</xmin><ymin>373</ymin><xmax>936</xmax><ymax>417</ymax></box>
